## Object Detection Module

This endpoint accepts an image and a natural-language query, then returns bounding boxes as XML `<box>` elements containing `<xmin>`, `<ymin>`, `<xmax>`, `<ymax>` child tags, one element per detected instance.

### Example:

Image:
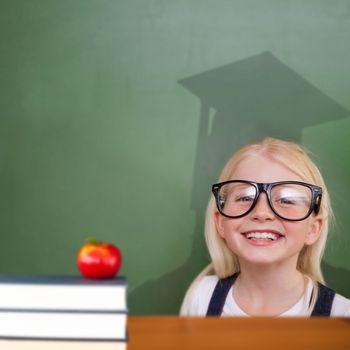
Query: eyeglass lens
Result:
<box><xmin>217</xmin><ymin>182</ymin><xmax>313</xmax><ymax>220</ymax></box>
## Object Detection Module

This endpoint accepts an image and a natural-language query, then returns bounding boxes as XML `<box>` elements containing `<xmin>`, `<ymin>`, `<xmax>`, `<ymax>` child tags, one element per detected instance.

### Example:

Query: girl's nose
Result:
<box><xmin>250</xmin><ymin>193</ymin><xmax>275</xmax><ymax>221</ymax></box>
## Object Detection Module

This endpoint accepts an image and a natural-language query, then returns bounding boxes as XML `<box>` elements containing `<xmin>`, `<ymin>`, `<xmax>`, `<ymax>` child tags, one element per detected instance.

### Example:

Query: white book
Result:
<box><xmin>0</xmin><ymin>339</ymin><xmax>126</xmax><ymax>350</ymax></box>
<box><xmin>0</xmin><ymin>275</ymin><xmax>127</xmax><ymax>311</ymax></box>
<box><xmin>0</xmin><ymin>310</ymin><xmax>127</xmax><ymax>340</ymax></box>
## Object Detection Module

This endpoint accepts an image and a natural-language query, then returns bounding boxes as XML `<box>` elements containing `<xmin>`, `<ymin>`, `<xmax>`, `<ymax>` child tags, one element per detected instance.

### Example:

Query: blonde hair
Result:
<box><xmin>180</xmin><ymin>137</ymin><xmax>333</xmax><ymax>315</ymax></box>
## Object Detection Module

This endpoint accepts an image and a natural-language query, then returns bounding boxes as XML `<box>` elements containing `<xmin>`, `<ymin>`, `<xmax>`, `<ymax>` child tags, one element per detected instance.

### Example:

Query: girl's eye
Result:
<box><xmin>277</xmin><ymin>197</ymin><xmax>296</xmax><ymax>205</ymax></box>
<box><xmin>236</xmin><ymin>196</ymin><xmax>254</xmax><ymax>203</ymax></box>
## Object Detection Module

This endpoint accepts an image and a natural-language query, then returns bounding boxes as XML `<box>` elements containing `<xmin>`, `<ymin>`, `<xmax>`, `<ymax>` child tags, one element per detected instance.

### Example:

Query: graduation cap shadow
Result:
<box><xmin>129</xmin><ymin>51</ymin><xmax>350</xmax><ymax>314</ymax></box>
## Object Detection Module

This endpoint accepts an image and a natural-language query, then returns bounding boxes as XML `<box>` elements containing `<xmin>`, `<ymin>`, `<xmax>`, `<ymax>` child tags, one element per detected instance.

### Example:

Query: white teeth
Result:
<box><xmin>245</xmin><ymin>232</ymin><xmax>279</xmax><ymax>241</ymax></box>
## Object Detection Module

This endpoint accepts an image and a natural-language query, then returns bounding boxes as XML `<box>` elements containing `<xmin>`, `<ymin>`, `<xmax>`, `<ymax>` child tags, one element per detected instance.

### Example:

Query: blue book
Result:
<box><xmin>0</xmin><ymin>275</ymin><xmax>127</xmax><ymax>311</ymax></box>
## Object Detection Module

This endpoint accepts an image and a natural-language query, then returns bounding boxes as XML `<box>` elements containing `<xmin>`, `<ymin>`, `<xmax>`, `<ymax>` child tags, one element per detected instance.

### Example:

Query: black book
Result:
<box><xmin>0</xmin><ymin>275</ymin><xmax>127</xmax><ymax>341</ymax></box>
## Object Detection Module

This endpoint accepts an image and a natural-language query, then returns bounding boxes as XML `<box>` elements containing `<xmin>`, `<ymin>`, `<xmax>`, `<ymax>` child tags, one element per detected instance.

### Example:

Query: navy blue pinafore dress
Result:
<box><xmin>206</xmin><ymin>274</ymin><xmax>335</xmax><ymax>316</ymax></box>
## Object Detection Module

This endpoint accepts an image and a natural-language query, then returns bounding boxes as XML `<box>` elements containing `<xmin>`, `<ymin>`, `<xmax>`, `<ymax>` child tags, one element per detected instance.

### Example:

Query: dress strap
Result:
<box><xmin>206</xmin><ymin>273</ymin><xmax>238</xmax><ymax>316</ymax></box>
<box><xmin>310</xmin><ymin>282</ymin><xmax>335</xmax><ymax>317</ymax></box>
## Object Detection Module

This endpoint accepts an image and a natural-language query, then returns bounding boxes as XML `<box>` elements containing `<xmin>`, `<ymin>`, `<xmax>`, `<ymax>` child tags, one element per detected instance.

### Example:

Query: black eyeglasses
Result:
<box><xmin>212</xmin><ymin>180</ymin><xmax>322</xmax><ymax>221</ymax></box>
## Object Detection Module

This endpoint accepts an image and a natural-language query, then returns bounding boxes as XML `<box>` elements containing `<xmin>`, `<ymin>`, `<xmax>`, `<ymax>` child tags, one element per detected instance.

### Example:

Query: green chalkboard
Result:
<box><xmin>1</xmin><ymin>0</ymin><xmax>349</xmax><ymax>314</ymax></box>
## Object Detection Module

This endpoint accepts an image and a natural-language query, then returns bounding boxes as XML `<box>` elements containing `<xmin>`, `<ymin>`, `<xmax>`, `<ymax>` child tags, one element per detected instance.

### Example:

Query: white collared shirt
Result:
<box><xmin>185</xmin><ymin>275</ymin><xmax>350</xmax><ymax>317</ymax></box>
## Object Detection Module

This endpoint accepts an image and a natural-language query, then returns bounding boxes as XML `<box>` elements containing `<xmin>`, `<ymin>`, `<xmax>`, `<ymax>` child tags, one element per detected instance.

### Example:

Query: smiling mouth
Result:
<box><xmin>242</xmin><ymin>232</ymin><xmax>283</xmax><ymax>241</ymax></box>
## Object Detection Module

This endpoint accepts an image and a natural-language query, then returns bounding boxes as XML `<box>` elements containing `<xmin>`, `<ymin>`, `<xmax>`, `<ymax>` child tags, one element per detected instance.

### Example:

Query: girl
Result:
<box><xmin>180</xmin><ymin>137</ymin><xmax>350</xmax><ymax>317</ymax></box>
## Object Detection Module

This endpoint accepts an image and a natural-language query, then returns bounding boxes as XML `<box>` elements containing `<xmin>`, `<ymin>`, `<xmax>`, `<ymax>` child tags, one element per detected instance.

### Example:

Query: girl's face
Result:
<box><xmin>214</xmin><ymin>155</ymin><xmax>324</xmax><ymax>267</ymax></box>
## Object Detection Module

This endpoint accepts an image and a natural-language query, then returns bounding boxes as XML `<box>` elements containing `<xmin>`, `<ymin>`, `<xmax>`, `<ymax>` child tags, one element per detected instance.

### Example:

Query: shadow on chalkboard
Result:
<box><xmin>129</xmin><ymin>51</ymin><xmax>350</xmax><ymax>314</ymax></box>
<box><xmin>322</xmin><ymin>261</ymin><xmax>350</xmax><ymax>297</ymax></box>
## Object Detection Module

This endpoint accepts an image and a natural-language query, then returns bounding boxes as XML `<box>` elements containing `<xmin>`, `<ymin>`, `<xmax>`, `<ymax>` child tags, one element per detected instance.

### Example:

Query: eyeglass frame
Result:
<box><xmin>212</xmin><ymin>180</ymin><xmax>323</xmax><ymax>222</ymax></box>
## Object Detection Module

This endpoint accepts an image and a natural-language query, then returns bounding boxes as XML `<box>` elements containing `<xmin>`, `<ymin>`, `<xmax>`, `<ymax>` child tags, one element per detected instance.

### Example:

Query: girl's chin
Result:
<box><xmin>238</xmin><ymin>256</ymin><xmax>286</xmax><ymax>268</ymax></box>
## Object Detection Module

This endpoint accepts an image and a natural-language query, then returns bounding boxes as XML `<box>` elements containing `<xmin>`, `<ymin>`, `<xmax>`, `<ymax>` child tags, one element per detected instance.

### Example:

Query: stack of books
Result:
<box><xmin>0</xmin><ymin>275</ymin><xmax>127</xmax><ymax>349</ymax></box>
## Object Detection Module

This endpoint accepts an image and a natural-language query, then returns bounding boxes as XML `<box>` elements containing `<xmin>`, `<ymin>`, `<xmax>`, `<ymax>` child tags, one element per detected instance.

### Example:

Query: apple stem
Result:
<box><xmin>86</xmin><ymin>237</ymin><xmax>98</xmax><ymax>245</ymax></box>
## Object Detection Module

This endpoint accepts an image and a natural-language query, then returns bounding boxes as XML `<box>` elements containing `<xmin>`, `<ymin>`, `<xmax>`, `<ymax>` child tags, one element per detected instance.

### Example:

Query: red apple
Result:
<box><xmin>77</xmin><ymin>239</ymin><xmax>122</xmax><ymax>279</ymax></box>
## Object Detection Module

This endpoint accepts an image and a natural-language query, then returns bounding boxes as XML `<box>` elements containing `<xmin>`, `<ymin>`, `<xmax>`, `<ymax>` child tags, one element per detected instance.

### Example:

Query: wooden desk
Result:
<box><xmin>1</xmin><ymin>317</ymin><xmax>349</xmax><ymax>349</ymax></box>
<box><xmin>128</xmin><ymin>316</ymin><xmax>350</xmax><ymax>350</ymax></box>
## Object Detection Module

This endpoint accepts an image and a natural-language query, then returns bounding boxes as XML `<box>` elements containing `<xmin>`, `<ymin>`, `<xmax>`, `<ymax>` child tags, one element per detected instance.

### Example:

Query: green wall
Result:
<box><xmin>1</xmin><ymin>0</ymin><xmax>349</xmax><ymax>314</ymax></box>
